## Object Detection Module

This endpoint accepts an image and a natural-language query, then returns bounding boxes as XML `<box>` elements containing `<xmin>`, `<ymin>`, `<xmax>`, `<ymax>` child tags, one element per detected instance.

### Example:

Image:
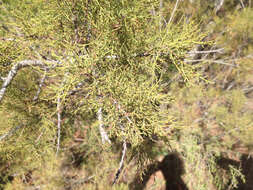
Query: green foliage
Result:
<box><xmin>1</xmin><ymin>0</ymin><xmax>252</xmax><ymax>189</ymax></box>
<box><xmin>214</xmin><ymin>8</ymin><xmax>253</xmax><ymax>54</ymax></box>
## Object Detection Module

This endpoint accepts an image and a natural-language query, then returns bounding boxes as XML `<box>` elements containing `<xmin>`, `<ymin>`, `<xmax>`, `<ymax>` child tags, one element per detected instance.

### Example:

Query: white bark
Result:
<box><xmin>0</xmin><ymin>60</ymin><xmax>44</xmax><ymax>103</ymax></box>
<box><xmin>97</xmin><ymin>108</ymin><xmax>111</xmax><ymax>144</ymax></box>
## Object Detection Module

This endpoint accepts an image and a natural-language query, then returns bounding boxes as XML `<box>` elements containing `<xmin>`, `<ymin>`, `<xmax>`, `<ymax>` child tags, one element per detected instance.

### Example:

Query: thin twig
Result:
<box><xmin>0</xmin><ymin>60</ymin><xmax>44</xmax><ymax>103</ymax></box>
<box><xmin>56</xmin><ymin>94</ymin><xmax>61</xmax><ymax>155</ymax></box>
<box><xmin>159</xmin><ymin>0</ymin><xmax>163</xmax><ymax>30</ymax></box>
<box><xmin>184</xmin><ymin>59</ymin><xmax>237</xmax><ymax>67</ymax></box>
<box><xmin>71</xmin><ymin>175</ymin><xmax>95</xmax><ymax>186</ymax></box>
<box><xmin>112</xmin><ymin>139</ymin><xmax>127</xmax><ymax>185</ymax></box>
<box><xmin>0</xmin><ymin>125</ymin><xmax>23</xmax><ymax>141</ymax></box>
<box><xmin>82</xmin><ymin>0</ymin><xmax>92</xmax><ymax>53</ymax></box>
<box><xmin>168</xmin><ymin>0</ymin><xmax>180</xmax><ymax>24</ymax></box>
<box><xmin>68</xmin><ymin>80</ymin><xmax>86</xmax><ymax>96</ymax></box>
<box><xmin>56</xmin><ymin>72</ymin><xmax>69</xmax><ymax>155</ymax></box>
<box><xmin>0</xmin><ymin>75</ymin><xmax>6</xmax><ymax>81</ymax></box>
<box><xmin>35</xmin><ymin>129</ymin><xmax>45</xmax><ymax>143</ymax></box>
<box><xmin>33</xmin><ymin>69</ymin><xmax>48</xmax><ymax>101</ymax></box>
<box><xmin>187</xmin><ymin>48</ymin><xmax>224</xmax><ymax>54</ymax></box>
<box><xmin>97</xmin><ymin>108</ymin><xmax>111</xmax><ymax>144</ymax></box>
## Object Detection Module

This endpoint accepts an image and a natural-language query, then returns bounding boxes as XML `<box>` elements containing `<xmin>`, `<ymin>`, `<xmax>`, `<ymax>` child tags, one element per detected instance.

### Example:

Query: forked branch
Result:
<box><xmin>0</xmin><ymin>60</ymin><xmax>44</xmax><ymax>103</ymax></box>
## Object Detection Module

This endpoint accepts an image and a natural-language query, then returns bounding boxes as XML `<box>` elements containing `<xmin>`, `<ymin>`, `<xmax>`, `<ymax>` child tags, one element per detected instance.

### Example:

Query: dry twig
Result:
<box><xmin>184</xmin><ymin>59</ymin><xmax>237</xmax><ymax>67</ymax></box>
<box><xmin>33</xmin><ymin>69</ymin><xmax>48</xmax><ymax>101</ymax></box>
<box><xmin>56</xmin><ymin>94</ymin><xmax>61</xmax><ymax>155</ymax></box>
<box><xmin>168</xmin><ymin>0</ymin><xmax>180</xmax><ymax>24</ymax></box>
<box><xmin>187</xmin><ymin>48</ymin><xmax>224</xmax><ymax>54</ymax></box>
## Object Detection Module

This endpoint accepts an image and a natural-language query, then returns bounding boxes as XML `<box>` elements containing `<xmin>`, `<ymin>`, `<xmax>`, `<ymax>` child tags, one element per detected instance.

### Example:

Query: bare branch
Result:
<box><xmin>187</xmin><ymin>48</ymin><xmax>225</xmax><ymax>54</ymax></box>
<box><xmin>0</xmin><ymin>125</ymin><xmax>23</xmax><ymax>141</ymax></box>
<box><xmin>168</xmin><ymin>0</ymin><xmax>180</xmax><ymax>25</ymax></box>
<box><xmin>70</xmin><ymin>175</ymin><xmax>95</xmax><ymax>187</ymax></box>
<box><xmin>239</xmin><ymin>0</ymin><xmax>245</xmax><ymax>8</ymax></box>
<box><xmin>0</xmin><ymin>60</ymin><xmax>44</xmax><ymax>103</ymax></box>
<box><xmin>33</xmin><ymin>69</ymin><xmax>47</xmax><ymax>101</ymax></box>
<box><xmin>97</xmin><ymin>108</ymin><xmax>111</xmax><ymax>144</ymax></box>
<box><xmin>184</xmin><ymin>59</ymin><xmax>237</xmax><ymax>67</ymax></box>
<box><xmin>35</xmin><ymin>129</ymin><xmax>45</xmax><ymax>143</ymax></box>
<box><xmin>105</xmin><ymin>48</ymin><xmax>224</xmax><ymax>61</ymax></box>
<box><xmin>85</xmin><ymin>0</ymin><xmax>92</xmax><ymax>52</ymax></box>
<box><xmin>215</xmin><ymin>0</ymin><xmax>224</xmax><ymax>14</ymax></box>
<box><xmin>68</xmin><ymin>80</ymin><xmax>86</xmax><ymax>96</ymax></box>
<box><xmin>56</xmin><ymin>72</ymin><xmax>69</xmax><ymax>155</ymax></box>
<box><xmin>56</xmin><ymin>94</ymin><xmax>61</xmax><ymax>155</ymax></box>
<box><xmin>112</xmin><ymin>139</ymin><xmax>127</xmax><ymax>185</ymax></box>
<box><xmin>159</xmin><ymin>0</ymin><xmax>163</xmax><ymax>30</ymax></box>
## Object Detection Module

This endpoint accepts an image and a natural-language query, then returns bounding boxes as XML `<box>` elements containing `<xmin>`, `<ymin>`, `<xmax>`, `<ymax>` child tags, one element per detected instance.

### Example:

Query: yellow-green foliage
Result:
<box><xmin>0</xmin><ymin>0</ymin><xmax>209</xmax><ymax>189</ymax></box>
<box><xmin>168</xmin><ymin>84</ymin><xmax>249</xmax><ymax>189</ymax></box>
<box><xmin>1</xmin><ymin>0</ymin><xmax>252</xmax><ymax>189</ymax></box>
<box><xmin>214</xmin><ymin>8</ymin><xmax>253</xmax><ymax>54</ymax></box>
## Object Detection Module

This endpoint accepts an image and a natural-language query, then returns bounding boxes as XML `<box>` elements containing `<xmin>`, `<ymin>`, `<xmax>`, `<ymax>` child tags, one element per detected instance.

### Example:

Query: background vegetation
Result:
<box><xmin>0</xmin><ymin>0</ymin><xmax>252</xmax><ymax>190</ymax></box>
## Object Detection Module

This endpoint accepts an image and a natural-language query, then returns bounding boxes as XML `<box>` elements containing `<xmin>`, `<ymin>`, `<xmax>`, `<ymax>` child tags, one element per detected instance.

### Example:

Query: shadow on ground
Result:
<box><xmin>129</xmin><ymin>152</ymin><xmax>188</xmax><ymax>190</ymax></box>
<box><xmin>130</xmin><ymin>152</ymin><xmax>253</xmax><ymax>190</ymax></box>
<box><xmin>217</xmin><ymin>154</ymin><xmax>253</xmax><ymax>190</ymax></box>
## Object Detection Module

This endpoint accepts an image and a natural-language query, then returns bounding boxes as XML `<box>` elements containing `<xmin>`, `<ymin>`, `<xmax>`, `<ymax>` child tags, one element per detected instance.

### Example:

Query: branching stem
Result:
<box><xmin>0</xmin><ymin>60</ymin><xmax>44</xmax><ymax>103</ymax></box>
